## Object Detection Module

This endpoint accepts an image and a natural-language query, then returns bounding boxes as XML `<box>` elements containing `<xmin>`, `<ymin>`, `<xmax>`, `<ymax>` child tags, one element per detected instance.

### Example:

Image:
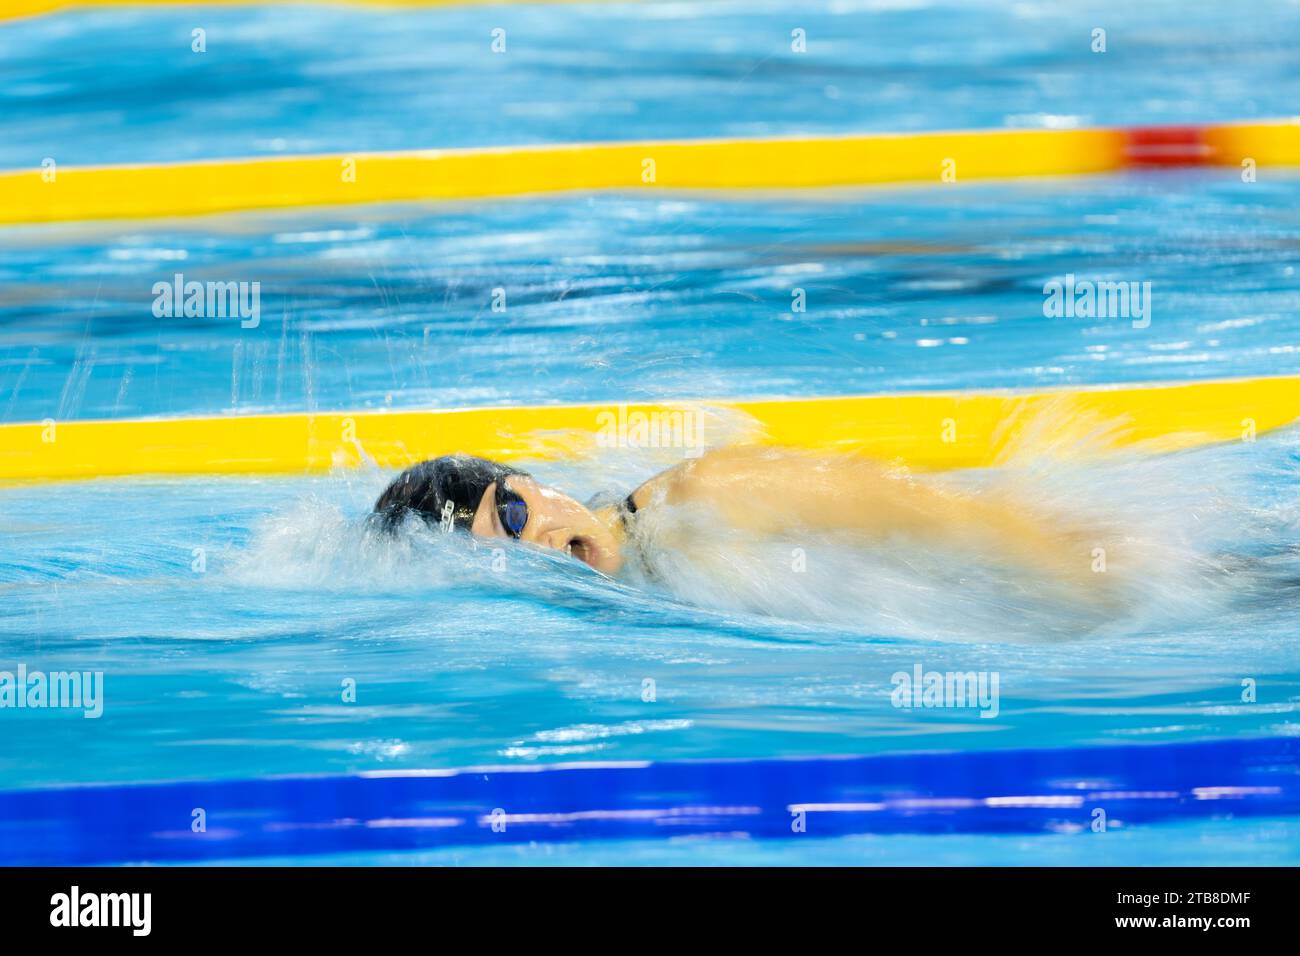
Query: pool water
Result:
<box><xmin>2</xmin><ymin>0</ymin><xmax>1300</xmax><ymax>865</ymax></box>
<box><xmin>3</xmin><ymin>418</ymin><xmax>1300</xmax><ymax>783</ymax></box>
<box><xmin>4</xmin><ymin>175</ymin><xmax>1300</xmax><ymax>423</ymax></box>
<box><xmin>4</xmin><ymin>0</ymin><xmax>1300</xmax><ymax>167</ymax></box>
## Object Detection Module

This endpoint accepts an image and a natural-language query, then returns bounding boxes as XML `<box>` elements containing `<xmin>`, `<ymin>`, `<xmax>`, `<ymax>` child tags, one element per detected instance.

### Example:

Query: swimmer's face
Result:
<box><xmin>469</xmin><ymin>476</ymin><xmax>623</xmax><ymax>575</ymax></box>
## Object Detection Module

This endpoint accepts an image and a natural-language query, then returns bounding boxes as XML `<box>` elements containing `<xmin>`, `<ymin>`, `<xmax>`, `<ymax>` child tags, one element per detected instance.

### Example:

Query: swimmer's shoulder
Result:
<box><xmin>626</xmin><ymin>447</ymin><xmax>768</xmax><ymax>512</ymax></box>
<box><xmin>624</xmin><ymin>454</ymin><xmax>702</xmax><ymax>512</ymax></box>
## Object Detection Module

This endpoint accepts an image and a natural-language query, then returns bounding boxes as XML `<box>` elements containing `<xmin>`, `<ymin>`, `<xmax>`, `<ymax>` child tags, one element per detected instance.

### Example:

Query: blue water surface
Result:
<box><xmin>2</xmin><ymin>0</ymin><xmax>1299</xmax><ymax>167</ymax></box>
<box><xmin>1</xmin><ymin>1</ymin><xmax>1299</xmax><ymax>866</ymax></box>
<box><xmin>2</xmin><ymin>173</ymin><xmax>1300</xmax><ymax>423</ymax></box>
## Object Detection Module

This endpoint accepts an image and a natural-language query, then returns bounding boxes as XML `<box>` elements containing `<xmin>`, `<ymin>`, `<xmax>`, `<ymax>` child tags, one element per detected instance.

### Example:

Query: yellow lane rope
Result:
<box><xmin>2</xmin><ymin>376</ymin><xmax>1295</xmax><ymax>481</ymax></box>
<box><xmin>2</xmin><ymin>129</ymin><xmax>1129</xmax><ymax>226</ymax></box>
<box><xmin>3</xmin><ymin>122</ymin><xmax>1296</xmax><ymax>226</ymax></box>
<box><xmin>2</xmin><ymin>0</ymin><xmax>569</xmax><ymax>20</ymax></box>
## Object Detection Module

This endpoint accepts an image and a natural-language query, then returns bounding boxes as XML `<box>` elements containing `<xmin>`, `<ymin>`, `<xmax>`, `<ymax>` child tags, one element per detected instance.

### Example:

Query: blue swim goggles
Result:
<box><xmin>496</xmin><ymin>479</ymin><xmax>530</xmax><ymax>538</ymax></box>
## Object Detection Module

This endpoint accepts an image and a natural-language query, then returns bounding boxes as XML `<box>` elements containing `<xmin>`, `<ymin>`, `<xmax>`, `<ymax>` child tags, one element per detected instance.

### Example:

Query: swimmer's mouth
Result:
<box><xmin>566</xmin><ymin>536</ymin><xmax>595</xmax><ymax>567</ymax></box>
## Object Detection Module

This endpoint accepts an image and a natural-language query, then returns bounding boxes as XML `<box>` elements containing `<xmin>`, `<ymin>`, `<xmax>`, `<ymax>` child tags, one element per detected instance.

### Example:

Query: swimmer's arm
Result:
<box><xmin>636</xmin><ymin>447</ymin><xmax>1101</xmax><ymax>587</ymax></box>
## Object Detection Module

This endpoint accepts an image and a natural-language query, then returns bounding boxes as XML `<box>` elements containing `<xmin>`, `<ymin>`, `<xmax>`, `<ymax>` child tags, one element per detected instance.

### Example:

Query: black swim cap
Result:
<box><xmin>373</xmin><ymin>455</ymin><xmax>529</xmax><ymax>533</ymax></box>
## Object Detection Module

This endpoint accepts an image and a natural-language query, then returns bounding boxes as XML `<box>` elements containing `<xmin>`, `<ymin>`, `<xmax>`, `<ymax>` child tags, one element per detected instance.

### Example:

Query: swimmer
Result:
<box><xmin>373</xmin><ymin>448</ymin><xmax>1110</xmax><ymax>596</ymax></box>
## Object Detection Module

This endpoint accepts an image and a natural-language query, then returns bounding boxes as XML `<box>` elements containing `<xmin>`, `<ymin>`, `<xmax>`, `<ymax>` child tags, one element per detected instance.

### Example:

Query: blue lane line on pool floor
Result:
<box><xmin>2</xmin><ymin>736</ymin><xmax>1298</xmax><ymax>864</ymax></box>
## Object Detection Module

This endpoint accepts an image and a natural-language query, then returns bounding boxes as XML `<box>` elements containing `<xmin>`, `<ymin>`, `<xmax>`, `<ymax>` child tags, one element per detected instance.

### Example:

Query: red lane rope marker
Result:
<box><xmin>1123</xmin><ymin>125</ymin><xmax>1213</xmax><ymax>167</ymax></box>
